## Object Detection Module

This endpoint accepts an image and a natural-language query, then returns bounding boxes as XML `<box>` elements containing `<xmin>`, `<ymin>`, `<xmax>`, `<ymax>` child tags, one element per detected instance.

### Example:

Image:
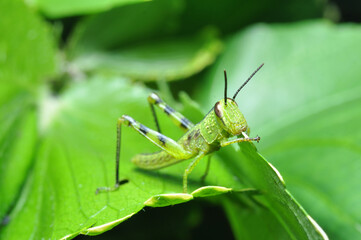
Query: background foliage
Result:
<box><xmin>1</xmin><ymin>0</ymin><xmax>360</xmax><ymax>239</ymax></box>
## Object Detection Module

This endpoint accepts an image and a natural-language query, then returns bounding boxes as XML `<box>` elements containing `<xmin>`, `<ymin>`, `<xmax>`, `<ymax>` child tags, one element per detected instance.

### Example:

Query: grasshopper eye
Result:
<box><xmin>214</xmin><ymin>102</ymin><xmax>223</xmax><ymax>118</ymax></box>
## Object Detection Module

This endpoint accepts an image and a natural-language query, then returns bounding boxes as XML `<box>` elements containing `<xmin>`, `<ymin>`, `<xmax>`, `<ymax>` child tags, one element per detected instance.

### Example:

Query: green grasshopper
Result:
<box><xmin>96</xmin><ymin>64</ymin><xmax>264</xmax><ymax>194</ymax></box>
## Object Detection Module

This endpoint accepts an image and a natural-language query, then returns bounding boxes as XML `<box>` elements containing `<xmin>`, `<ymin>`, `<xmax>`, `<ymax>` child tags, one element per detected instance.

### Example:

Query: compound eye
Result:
<box><xmin>214</xmin><ymin>102</ymin><xmax>223</xmax><ymax>118</ymax></box>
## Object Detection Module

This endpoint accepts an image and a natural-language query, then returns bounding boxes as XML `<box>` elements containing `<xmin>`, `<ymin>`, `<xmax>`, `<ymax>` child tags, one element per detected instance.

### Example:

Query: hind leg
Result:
<box><xmin>96</xmin><ymin>115</ymin><xmax>192</xmax><ymax>194</ymax></box>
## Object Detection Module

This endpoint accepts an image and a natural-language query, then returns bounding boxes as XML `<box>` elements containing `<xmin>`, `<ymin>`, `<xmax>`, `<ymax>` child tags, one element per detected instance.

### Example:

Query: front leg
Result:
<box><xmin>220</xmin><ymin>132</ymin><xmax>260</xmax><ymax>147</ymax></box>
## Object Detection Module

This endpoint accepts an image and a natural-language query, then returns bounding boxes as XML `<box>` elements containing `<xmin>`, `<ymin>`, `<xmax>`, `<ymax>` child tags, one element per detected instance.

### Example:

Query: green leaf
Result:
<box><xmin>177</xmin><ymin>0</ymin><xmax>324</xmax><ymax>35</ymax></box>
<box><xmin>32</xmin><ymin>0</ymin><xmax>148</xmax><ymax>18</ymax></box>
<box><xmin>197</xmin><ymin>20</ymin><xmax>361</xmax><ymax>239</ymax></box>
<box><xmin>67</xmin><ymin>0</ymin><xmax>222</xmax><ymax>82</ymax></box>
<box><xmin>219</xmin><ymin>143</ymin><xmax>327</xmax><ymax>239</ymax></box>
<box><xmin>0</xmin><ymin>75</ymin><xmax>322</xmax><ymax>239</ymax></box>
<box><xmin>222</xmin><ymin>195</ymin><xmax>290</xmax><ymax>240</ymax></box>
<box><xmin>0</xmin><ymin>0</ymin><xmax>56</xmax><ymax>222</ymax></box>
<box><xmin>0</xmin><ymin>96</ymin><xmax>37</xmax><ymax>220</ymax></box>
<box><xmin>67</xmin><ymin>0</ymin><xmax>183</xmax><ymax>55</ymax></box>
<box><xmin>1</xmin><ymin>74</ymin><xmax>320</xmax><ymax>239</ymax></box>
<box><xmin>0</xmin><ymin>0</ymin><xmax>56</xmax><ymax>96</ymax></box>
<box><xmin>70</xmin><ymin>29</ymin><xmax>222</xmax><ymax>81</ymax></box>
<box><xmin>0</xmin><ymin>77</ymin><xmax>245</xmax><ymax>239</ymax></box>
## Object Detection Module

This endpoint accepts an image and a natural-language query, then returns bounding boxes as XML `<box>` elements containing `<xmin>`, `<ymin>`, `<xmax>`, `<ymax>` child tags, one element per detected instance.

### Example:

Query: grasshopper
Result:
<box><xmin>96</xmin><ymin>64</ymin><xmax>264</xmax><ymax>194</ymax></box>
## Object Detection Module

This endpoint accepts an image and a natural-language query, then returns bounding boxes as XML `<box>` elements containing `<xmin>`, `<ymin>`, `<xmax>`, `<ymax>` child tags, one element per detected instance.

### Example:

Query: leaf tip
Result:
<box><xmin>191</xmin><ymin>186</ymin><xmax>232</xmax><ymax>198</ymax></box>
<box><xmin>144</xmin><ymin>193</ymin><xmax>193</xmax><ymax>207</ymax></box>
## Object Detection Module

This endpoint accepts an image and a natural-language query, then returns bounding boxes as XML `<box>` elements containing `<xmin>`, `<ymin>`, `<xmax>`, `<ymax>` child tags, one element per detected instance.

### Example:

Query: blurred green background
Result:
<box><xmin>1</xmin><ymin>0</ymin><xmax>360</xmax><ymax>239</ymax></box>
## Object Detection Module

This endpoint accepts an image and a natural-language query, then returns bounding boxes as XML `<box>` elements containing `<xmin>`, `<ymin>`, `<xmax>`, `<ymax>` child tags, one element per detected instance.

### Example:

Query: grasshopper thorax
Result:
<box><xmin>214</xmin><ymin>98</ymin><xmax>250</xmax><ymax>137</ymax></box>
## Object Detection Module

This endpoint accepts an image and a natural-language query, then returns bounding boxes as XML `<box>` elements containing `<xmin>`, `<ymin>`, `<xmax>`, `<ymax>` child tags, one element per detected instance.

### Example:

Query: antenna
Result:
<box><xmin>224</xmin><ymin>69</ymin><xmax>228</xmax><ymax>105</ymax></box>
<box><xmin>232</xmin><ymin>63</ymin><xmax>264</xmax><ymax>100</ymax></box>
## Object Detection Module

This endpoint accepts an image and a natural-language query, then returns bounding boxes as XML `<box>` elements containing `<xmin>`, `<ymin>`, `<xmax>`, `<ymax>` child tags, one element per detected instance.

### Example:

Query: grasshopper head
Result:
<box><xmin>215</xmin><ymin>64</ymin><xmax>264</xmax><ymax>136</ymax></box>
<box><xmin>214</xmin><ymin>99</ymin><xmax>250</xmax><ymax>136</ymax></box>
